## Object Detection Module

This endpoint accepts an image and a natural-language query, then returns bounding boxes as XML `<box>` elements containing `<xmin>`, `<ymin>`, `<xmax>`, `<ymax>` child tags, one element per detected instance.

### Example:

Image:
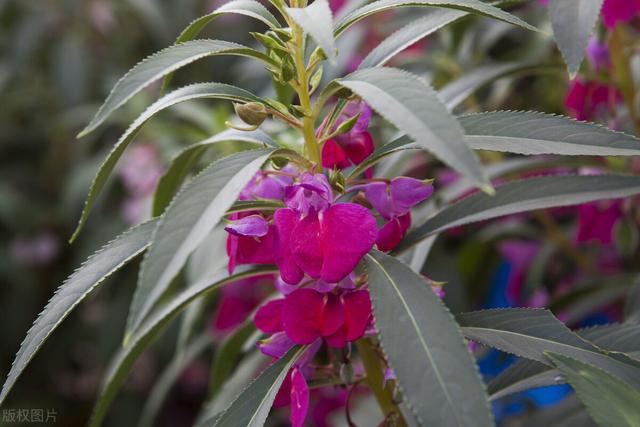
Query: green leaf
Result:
<box><xmin>347</xmin><ymin>135</ymin><xmax>415</xmax><ymax>179</ymax></box>
<box><xmin>457</xmin><ymin>309</ymin><xmax>640</xmax><ymax>390</ymax></box>
<box><xmin>79</xmin><ymin>40</ymin><xmax>274</xmax><ymax>137</ymax></box>
<box><xmin>398</xmin><ymin>174</ymin><xmax>640</xmax><ymax>252</ymax></box>
<box><xmin>547</xmin><ymin>352</ymin><xmax>640</xmax><ymax>427</ymax></box>
<box><xmin>459</xmin><ymin>308</ymin><xmax>598</xmax><ymax>364</ymax></box>
<box><xmin>152</xmin><ymin>129</ymin><xmax>278</xmax><ymax>217</ymax></box>
<box><xmin>625</xmin><ymin>278</ymin><xmax>640</xmax><ymax>323</ymax></box>
<box><xmin>548</xmin><ymin>0</ymin><xmax>604</xmax><ymax>77</ymax></box>
<box><xmin>208</xmin><ymin>322</ymin><xmax>257</xmax><ymax>399</ymax></box>
<box><xmin>71</xmin><ymin>82</ymin><xmax>262</xmax><ymax>243</ymax></box>
<box><xmin>0</xmin><ymin>219</ymin><xmax>157</xmax><ymax>406</ymax></box>
<box><xmin>139</xmin><ymin>333</ymin><xmax>213</xmax><ymax>427</ymax></box>
<box><xmin>365</xmin><ymin>250</ymin><xmax>493</xmax><ymax>427</ymax></box>
<box><xmin>488</xmin><ymin>360</ymin><xmax>555</xmax><ymax>400</ymax></box>
<box><xmin>334</xmin><ymin>67</ymin><xmax>488</xmax><ymax>187</ymax></box>
<box><xmin>226</xmin><ymin>200</ymin><xmax>285</xmax><ymax>215</ymax></box>
<box><xmin>176</xmin><ymin>1</ymin><xmax>279</xmax><ymax>44</ymax></box>
<box><xmin>489</xmin><ymin>322</ymin><xmax>640</xmax><ymax>400</ymax></box>
<box><xmin>199</xmin><ymin>351</ymin><xmax>266</xmax><ymax>424</ymax></box>
<box><xmin>335</xmin><ymin>0</ymin><xmax>540</xmax><ymax>37</ymax></box>
<box><xmin>213</xmin><ymin>346</ymin><xmax>306</xmax><ymax>427</ymax></box>
<box><xmin>360</xmin><ymin>9</ymin><xmax>466</xmax><ymax>68</ymax></box>
<box><xmin>460</xmin><ymin>111</ymin><xmax>640</xmax><ymax>156</ymax></box>
<box><xmin>286</xmin><ymin>0</ymin><xmax>336</xmax><ymax>63</ymax></box>
<box><xmin>439</xmin><ymin>63</ymin><xmax>556</xmax><ymax>110</ymax></box>
<box><xmin>89</xmin><ymin>266</ymin><xmax>276</xmax><ymax>427</ymax></box>
<box><xmin>161</xmin><ymin>1</ymin><xmax>280</xmax><ymax>94</ymax></box>
<box><xmin>126</xmin><ymin>149</ymin><xmax>276</xmax><ymax>341</ymax></box>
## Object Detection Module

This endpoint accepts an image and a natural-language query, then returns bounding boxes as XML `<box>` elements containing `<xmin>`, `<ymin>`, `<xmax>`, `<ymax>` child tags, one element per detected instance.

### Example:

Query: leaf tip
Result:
<box><xmin>480</xmin><ymin>184</ymin><xmax>496</xmax><ymax>196</ymax></box>
<box><xmin>122</xmin><ymin>332</ymin><xmax>132</xmax><ymax>347</ymax></box>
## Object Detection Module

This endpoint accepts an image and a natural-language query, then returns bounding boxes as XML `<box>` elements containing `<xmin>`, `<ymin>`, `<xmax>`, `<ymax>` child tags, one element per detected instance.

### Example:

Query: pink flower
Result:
<box><xmin>257</xmin><ymin>332</ymin><xmax>295</xmax><ymax>358</ymax></box>
<box><xmin>274</xmin><ymin>204</ymin><xmax>378</xmax><ymax>284</ymax></box>
<box><xmin>10</xmin><ymin>231</ymin><xmax>60</xmax><ymax>267</ymax></box>
<box><xmin>328</xmin><ymin>0</ymin><xmax>347</xmax><ymax>13</ymax></box>
<box><xmin>540</xmin><ymin>0</ymin><xmax>640</xmax><ymax>29</ymax></box>
<box><xmin>354</xmin><ymin>177</ymin><xmax>433</xmax><ymax>252</ymax></box>
<box><xmin>225</xmin><ymin>168</ymin><xmax>296</xmax><ymax>273</ymax></box>
<box><xmin>586</xmin><ymin>36</ymin><xmax>610</xmax><ymax>71</ymax></box>
<box><xmin>284</xmin><ymin>172</ymin><xmax>333</xmax><ymax>216</ymax></box>
<box><xmin>376</xmin><ymin>213</ymin><xmax>411</xmax><ymax>252</ymax></box>
<box><xmin>564</xmin><ymin>78</ymin><xmax>621</xmax><ymax>121</ymax></box>
<box><xmin>322</xmin><ymin>132</ymin><xmax>375</xmax><ymax>171</ymax></box>
<box><xmin>119</xmin><ymin>144</ymin><xmax>162</xmax><ymax>196</ymax></box>
<box><xmin>360</xmin><ymin>177</ymin><xmax>433</xmax><ymax>220</ymax></box>
<box><xmin>273</xmin><ymin>367</ymin><xmax>310</xmax><ymax>427</ymax></box>
<box><xmin>275</xmin><ymin>173</ymin><xmax>377</xmax><ymax>284</ymax></box>
<box><xmin>210</xmin><ymin>276</ymin><xmax>272</xmax><ymax>333</ymax></box>
<box><xmin>226</xmin><ymin>212</ymin><xmax>276</xmax><ymax>273</ymax></box>
<box><xmin>321</xmin><ymin>102</ymin><xmax>375</xmax><ymax>171</ymax></box>
<box><xmin>289</xmin><ymin>368</ymin><xmax>309</xmax><ymax>427</ymax></box>
<box><xmin>224</xmin><ymin>214</ymin><xmax>269</xmax><ymax>237</ymax></box>
<box><xmin>254</xmin><ymin>288</ymin><xmax>372</xmax><ymax>347</ymax></box>
<box><xmin>601</xmin><ymin>0</ymin><xmax>640</xmax><ymax>29</ymax></box>
<box><xmin>239</xmin><ymin>167</ymin><xmax>295</xmax><ymax>201</ymax></box>
<box><xmin>311</xmin><ymin>389</ymin><xmax>348</xmax><ymax>427</ymax></box>
<box><xmin>576</xmin><ymin>200</ymin><xmax>623</xmax><ymax>246</ymax></box>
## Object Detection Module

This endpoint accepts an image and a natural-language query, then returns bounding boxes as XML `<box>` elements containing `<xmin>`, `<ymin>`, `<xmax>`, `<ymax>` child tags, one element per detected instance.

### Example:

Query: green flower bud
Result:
<box><xmin>329</xmin><ymin>169</ymin><xmax>346</xmax><ymax>193</ymax></box>
<box><xmin>234</xmin><ymin>102</ymin><xmax>268</xmax><ymax>127</ymax></box>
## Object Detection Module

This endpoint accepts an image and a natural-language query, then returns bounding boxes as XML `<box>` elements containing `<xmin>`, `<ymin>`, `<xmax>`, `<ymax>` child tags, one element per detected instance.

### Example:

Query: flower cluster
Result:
<box><xmin>220</xmin><ymin>102</ymin><xmax>433</xmax><ymax>426</ymax></box>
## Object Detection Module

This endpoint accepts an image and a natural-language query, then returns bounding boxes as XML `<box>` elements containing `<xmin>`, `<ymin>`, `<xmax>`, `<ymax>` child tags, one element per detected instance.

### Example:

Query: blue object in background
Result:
<box><xmin>479</xmin><ymin>260</ymin><xmax>572</xmax><ymax>423</ymax></box>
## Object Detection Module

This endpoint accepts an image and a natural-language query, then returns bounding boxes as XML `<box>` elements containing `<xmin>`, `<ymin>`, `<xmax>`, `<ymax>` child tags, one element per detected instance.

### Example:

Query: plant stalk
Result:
<box><xmin>289</xmin><ymin>6</ymin><xmax>322</xmax><ymax>166</ymax></box>
<box><xmin>356</xmin><ymin>338</ymin><xmax>407</xmax><ymax>426</ymax></box>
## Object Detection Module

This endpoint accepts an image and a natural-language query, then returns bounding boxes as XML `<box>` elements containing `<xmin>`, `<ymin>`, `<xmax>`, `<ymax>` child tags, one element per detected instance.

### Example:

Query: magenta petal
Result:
<box><xmin>320</xmin><ymin>293</ymin><xmax>345</xmax><ymax>337</ymax></box>
<box><xmin>254</xmin><ymin>299</ymin><xmax>284</xmax><ymax>333</ymax></box>
<box><xmin>283</xmin><ymin>289</ymin><xmax>324</xmax><ymax>344</ymax></box>
<box><xmin>342</xmin><ymin>290</ymin><xmax>372</xmax><ymax>341</ymax></box>
<box><xmin>291</xmin><ymin>214</ymin><xmax>323</xmax><ymax>279</ymax></box>
<box><xmin>290</xmin><ymin>368</ymin><xmax>310</xmax><ymax>427</ymax></box>
<box><xmin>322</xmin><ymin>139</ymin><xmax>351</xmax><ymax>169</ymax></box>
<box><xmin>586</xmin><ymin>36</ymin><xmax>610</xmax><ymax>71</ymax></box>
<box><xmin>602</xmin><ymin>0</ymin><xmax>640</xmax><ymax>29</ymax></box>
<box><xmin>275</xmin><ymin>275</ymin><xmax>301</xmax><ymax>295</ymax></box>
<box><xmin>576</xmin><ymin>201</ymin><xmax>622</xmax><ymax>245</ymax></box>
<box><xmin>324</xmin><ymin>327</ymin><xmax>347</xmax><ymax>348</ymax></box>
<box><xmin>226</xmin><ymin>234</ymin><xmax>239</xmax><ymax>274</ymax></box>
<box><xmin>319</xmin><ymin>203</ymin><xmax>378</xmax><ymax>283</ymax></box>
<box><xmin>390</xmin><ymin>177</ymin><xmax>433</xmax><ymax>214</ymax></box>
<box><xmin>342</xmin><ymin>131</ymin><xmax>374</xmax><ymax>165</ymax></box>
<box><xmin>240</xmin><ymin>171</ymin><xmax>293</xmax><ymax>201</ymax></box>
<box><xmin>363</xmin><ymin>182</ymin><xmax>393</xmax><ymax>219</ymax></box>
<box><xmin>284</xmin><ymin>172</ymin><xmax>333</xmax><ymax>215</ymax></box>
<box><xmin>376</xmin><ymin>218</ymin><xmax>404</xmax><ymax>252</ymax></box>
<box><xmin>257</xmin><ymin>332</ymin><xmax>295</xmax><ymax>358</ymax></box>
<box><xmin>274</xmin><ymin>208</ymin><xmax>305</xmax><ymax>285</ymax></box>
<box><xmin>224</xmin><ymin>214</ymin><xmax>269</xmax><ymax>237</ymax></box>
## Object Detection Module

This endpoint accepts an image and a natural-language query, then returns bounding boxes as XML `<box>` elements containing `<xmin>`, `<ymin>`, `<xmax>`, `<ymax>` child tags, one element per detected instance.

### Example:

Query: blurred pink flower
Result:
<box><xmin>601</xmin><ymin>0</ymin><xmax>640</xmax><ymax>28</ymax></box>
<box><xmin>564</xmin><ymin>78</ymin><xmax>621</xmax><ymax>121</ymax></box>
<box><xmin>10</xmin><ymin>231</ymin><xmax>60</xmax><ymax>267</ymax></box>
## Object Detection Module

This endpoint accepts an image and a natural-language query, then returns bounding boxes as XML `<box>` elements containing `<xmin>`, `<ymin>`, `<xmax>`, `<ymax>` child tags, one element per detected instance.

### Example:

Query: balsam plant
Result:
<box><xmin>3</xmin><ymin>0</ymin><xmax>640</xmax><ymax>426</ymax></box>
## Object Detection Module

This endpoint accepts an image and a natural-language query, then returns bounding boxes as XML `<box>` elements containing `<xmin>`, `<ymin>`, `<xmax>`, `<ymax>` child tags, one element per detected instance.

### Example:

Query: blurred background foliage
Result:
<box><xmin>1</xmin><ymin>0</ymin><xmax>639</xmax><ymax>426</ymax></box>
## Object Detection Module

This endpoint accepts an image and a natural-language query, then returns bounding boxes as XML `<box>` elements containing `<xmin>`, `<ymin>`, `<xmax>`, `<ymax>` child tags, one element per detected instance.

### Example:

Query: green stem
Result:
<box><xmin>356</xmin><ymin>338</ymin><xmax>407</xmax><ymax>426</ymax></box>
<box><xmin>289</xmin><ymin>5</ymin><xmax>321</xmax><ymax>166</ymax></box>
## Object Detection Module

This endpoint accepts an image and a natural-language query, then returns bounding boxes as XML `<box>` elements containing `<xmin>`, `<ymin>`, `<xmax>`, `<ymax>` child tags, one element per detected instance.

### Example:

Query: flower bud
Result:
<box><xmin>329</xmin><ymin>168</ymin><xmax>346</xmax><ymax>193</ymax></box>
<box><xmin>234</xmin><ymin>102</ymin><xmax>268</xmax><ymax>127</ymax></box>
